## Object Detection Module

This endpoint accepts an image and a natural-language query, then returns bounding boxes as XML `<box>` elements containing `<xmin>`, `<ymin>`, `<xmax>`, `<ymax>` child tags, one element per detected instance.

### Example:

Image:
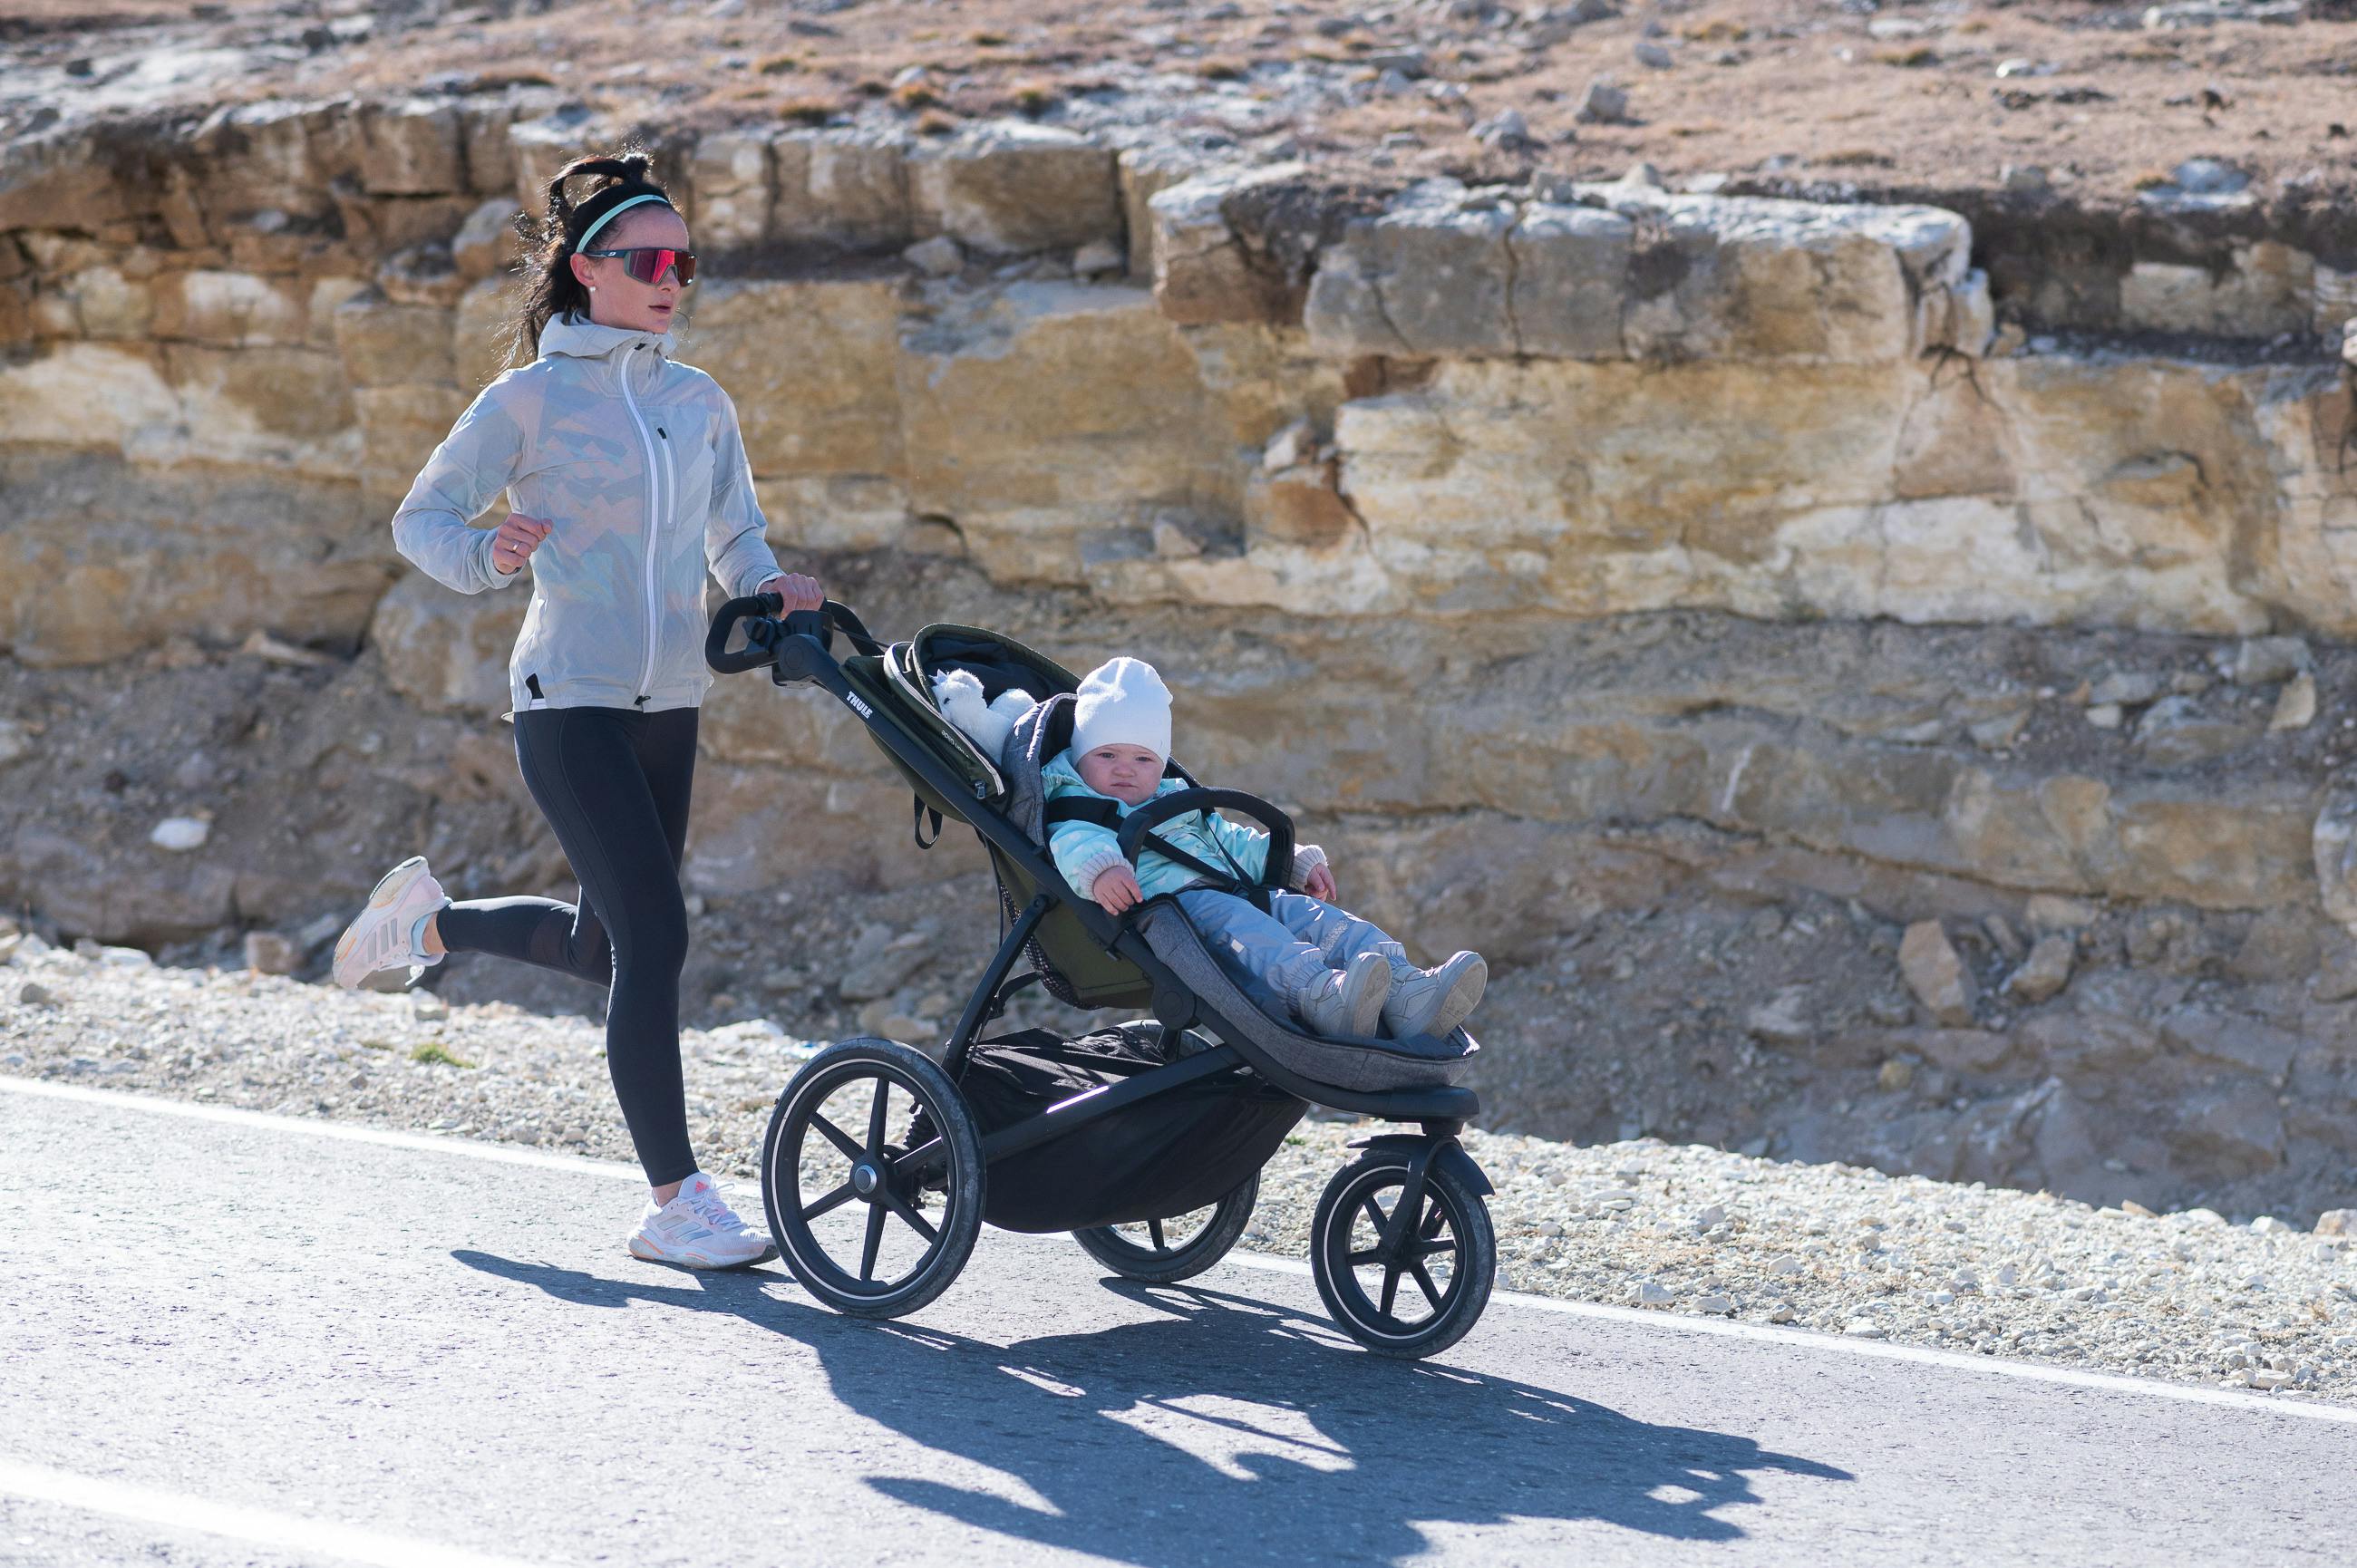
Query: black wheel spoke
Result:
<box><xmin>858</xmin><ymin>1198</ymin><xmax>888</xmax><ymax>1282</ymax></box>
<box><xmin>1149</xmin><ymin>1217</ymin><xmax>1168</xmax><ymax>1253</ymax></box>
<box><xmin>771</xmin><ymin>1044</ymin><xmax>992</xmax><ymax>1321</ymax></box>
<box><xmin>1314</xmin><ymin>1156</ymin><xmax>1492</xmax><ymax>1355</ymax></box>
<box><xmin>884</xmin><ymin>1190</ymin><xmax>938</xmax><ymax>1244</ymax></box>
<box><xmin>802</xmin><ymin>1182</ymin><xmax>855</xmax><ymax>1222</ymax></box>
<box><xmin>1413</xmin><ymin>1197</ymin><xmax>1457</xmax><ymax>1259</ymax></box>
<box><xmin>810</xmin><ymin>1113</ymin><xmax>864</xmax><ymax>1163</ymax></box>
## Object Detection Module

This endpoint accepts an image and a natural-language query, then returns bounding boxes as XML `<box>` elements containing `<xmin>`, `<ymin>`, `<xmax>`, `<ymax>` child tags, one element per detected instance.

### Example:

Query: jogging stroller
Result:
<box><xmin>706</xmin><ymin>595</ymin><xmax>1498</xmax><ymax>1358</ymax></box>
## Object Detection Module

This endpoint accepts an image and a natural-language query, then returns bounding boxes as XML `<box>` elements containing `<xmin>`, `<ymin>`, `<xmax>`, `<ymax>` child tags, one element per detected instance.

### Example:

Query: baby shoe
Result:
<box><xmin>1382</xmin><ymin>951</ymin><xmax>1487</xmax><ymax>1040</ymax></box>
<box><xmin>1296</xmin><ymin>952</ymin><xmax>1390</xmax><ymax>1038</ymax></box>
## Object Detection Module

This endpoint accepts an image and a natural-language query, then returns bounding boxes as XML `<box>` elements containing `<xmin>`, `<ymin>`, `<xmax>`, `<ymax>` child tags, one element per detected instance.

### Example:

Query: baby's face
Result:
<box><xmin>1078</xmin><ymin>743</ymin><xmax>1162</xmax><ymax>805</ymax></box>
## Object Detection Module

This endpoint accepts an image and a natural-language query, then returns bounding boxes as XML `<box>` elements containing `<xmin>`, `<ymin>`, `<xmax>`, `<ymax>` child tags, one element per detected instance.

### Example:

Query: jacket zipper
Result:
<box><xmin>655</xmin><ymin>421</ymin><xmax>678</xmax><ymax>700</ymax></box>
<box><xmin>616</xmin><ymin>346</ymin><xmax>664</xmax><ymax>706</ymax></box>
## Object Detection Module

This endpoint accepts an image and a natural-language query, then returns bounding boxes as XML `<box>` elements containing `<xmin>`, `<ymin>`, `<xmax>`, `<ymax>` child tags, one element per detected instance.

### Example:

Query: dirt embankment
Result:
<box><xmin>5</xmin><ymin>0</ymin><xmax>2357</xmax><ymax>1230</ymax></box>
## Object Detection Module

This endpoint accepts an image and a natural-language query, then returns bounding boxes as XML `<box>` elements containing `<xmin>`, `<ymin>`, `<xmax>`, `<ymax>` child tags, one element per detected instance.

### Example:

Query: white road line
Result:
<box><xmin>0</xmin><ymin>1457</ymin><xmax>561</xmax><ymax>1568</ymax></box>
<box><xmin>1220</xmin><ymin>1253</ymin><xmax>2357</xmax><ymax>1427</ymax></box>
<box><xmin>0</xmin><ymin>1074</ymin><xmax>642</xmax><ymax>1183</ymax></box>
<box><xmin>8</xmin><ymin>1075</ymin><xmax>2356</xmax><ymax>1428</ymax></box>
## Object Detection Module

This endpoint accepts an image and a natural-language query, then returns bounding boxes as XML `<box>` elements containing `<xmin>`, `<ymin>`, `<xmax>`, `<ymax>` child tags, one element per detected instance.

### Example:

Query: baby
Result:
<box><xmin>1044</xmin><ymin>656</ymin><xmax>1486</xmax><ymax>1042</ymax></box>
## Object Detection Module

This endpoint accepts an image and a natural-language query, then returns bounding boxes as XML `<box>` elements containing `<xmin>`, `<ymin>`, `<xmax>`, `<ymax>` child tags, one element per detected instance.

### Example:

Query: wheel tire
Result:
<box><xmin>1072</xmin><ymin>1173</ymin><xmax>1259</xmax><ymax>1284</ymax></box>
<box><xmin>761</xmin><ymin>1038</ymin><xmax>984</xmax><ymax>1320</ymax></box>
<box><xmin>1309</xmin><ymin>1149</ymin><xmax>1495</xmax><ymax>1359</ymax></box>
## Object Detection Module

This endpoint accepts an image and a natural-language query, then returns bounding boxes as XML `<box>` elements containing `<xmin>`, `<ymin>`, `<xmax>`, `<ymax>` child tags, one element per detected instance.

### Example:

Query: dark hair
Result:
<box><xmin>504</xmin><ymin>150</ymin><xmax>678</xmax><ymax>364</ymax></box>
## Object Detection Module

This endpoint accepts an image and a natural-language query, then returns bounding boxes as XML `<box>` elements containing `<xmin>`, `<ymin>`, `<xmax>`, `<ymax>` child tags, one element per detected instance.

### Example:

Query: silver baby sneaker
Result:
<box><xmin>1382</xmin><ymin>951</ymin><xmax>1488</xmax><ymax>1040</ymax></box>
<box><xmin>1296</xmin><ymin>951</ymin><xmax>1391</xmax><ymax>1039</ymax></box>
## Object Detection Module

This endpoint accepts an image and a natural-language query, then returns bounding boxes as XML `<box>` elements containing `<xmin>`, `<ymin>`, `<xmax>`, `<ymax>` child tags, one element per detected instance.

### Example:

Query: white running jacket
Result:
<box><xmin>390</xmin><ymin>315</ymin><xmax>784</xmax><ymax>717</ymax></box>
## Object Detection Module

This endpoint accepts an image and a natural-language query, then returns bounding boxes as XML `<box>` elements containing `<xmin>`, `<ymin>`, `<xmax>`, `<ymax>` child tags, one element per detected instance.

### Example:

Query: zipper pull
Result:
<box><xmin>656</xmin><ymin>426</ymin><xmax>667</xmax><ymax>439</ymax></box>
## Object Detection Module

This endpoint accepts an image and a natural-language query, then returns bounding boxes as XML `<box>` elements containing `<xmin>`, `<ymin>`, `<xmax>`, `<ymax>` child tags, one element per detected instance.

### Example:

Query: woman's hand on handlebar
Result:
<box><xmin>491</xmin><ymin>513</ymin><xmax>552</xmax><ymax>576</ymax></box>
<box><xmin>757</xmin><ymin>572</ymin><xmax>823</xmax><ymax>614</ymax></box>
<box><xmin>1091</xmin><ymin>866</ymin><xmax>1144</xmax><ymax>915</ymax></box>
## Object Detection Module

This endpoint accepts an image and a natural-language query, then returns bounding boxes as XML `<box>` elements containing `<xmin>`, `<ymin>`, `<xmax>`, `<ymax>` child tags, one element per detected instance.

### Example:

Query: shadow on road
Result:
<box><xmin>456</xmin><ymin>1250</ymin><xmax>1852</xmax><ymax>1563</ymax></box>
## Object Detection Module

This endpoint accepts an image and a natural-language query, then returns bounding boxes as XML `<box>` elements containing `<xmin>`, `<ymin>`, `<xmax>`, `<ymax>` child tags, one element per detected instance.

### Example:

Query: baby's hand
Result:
<box><xmin>1093</xmin><ymin>866</ymin><xmax>1144</xmax><ymax>915</ymax></box>
<box><xmin>1304</xmin><ymin>861</ymin><xmax>1336</xmax><ymax>901</ymax></box>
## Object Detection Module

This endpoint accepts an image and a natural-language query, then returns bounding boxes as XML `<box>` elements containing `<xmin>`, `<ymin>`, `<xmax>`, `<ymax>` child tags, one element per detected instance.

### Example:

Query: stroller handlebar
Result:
<box><xmin>704</xmin><ymin>595</ymin><xmax>882</xmax><ymax>675</ymax></box>
<box><xmin>1115</xmin><ymin>788</ymin><xmax>1296</xmax><ymax>893</ymax></box>
<box><xmin>704</xmin><ymin>592</ymin><xmax>783</xmax><ymax>673</ymax></box>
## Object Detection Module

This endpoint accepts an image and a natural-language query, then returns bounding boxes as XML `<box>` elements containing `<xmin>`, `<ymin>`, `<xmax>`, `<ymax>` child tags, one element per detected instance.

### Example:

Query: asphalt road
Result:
<box><xmin>3</xmin><ymin>1080</ymin><xmax>2352</xmax><ymax>1568</ymax></box>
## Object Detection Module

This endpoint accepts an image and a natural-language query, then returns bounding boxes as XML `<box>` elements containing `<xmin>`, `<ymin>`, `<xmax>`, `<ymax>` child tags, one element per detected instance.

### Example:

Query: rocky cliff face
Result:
<box><xmin>5</xmin><ymin>93</ymin><xmax>2356</xmax><ymax>1223</ymax></box>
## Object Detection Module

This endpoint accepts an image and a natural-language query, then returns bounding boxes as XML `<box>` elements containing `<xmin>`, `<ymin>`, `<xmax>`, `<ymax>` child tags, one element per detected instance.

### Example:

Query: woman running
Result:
<box><xmin>331</xmin><ymin>150</ymin><xmax>821</xmax><ymax>1271</ymax></box>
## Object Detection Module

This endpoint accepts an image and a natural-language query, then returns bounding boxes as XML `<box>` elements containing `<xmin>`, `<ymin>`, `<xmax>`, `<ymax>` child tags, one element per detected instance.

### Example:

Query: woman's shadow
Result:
<box><xmin>456</xmin><ymin>1251</ymin><xmax>1852</xmax><ymax>1565</ymax></box>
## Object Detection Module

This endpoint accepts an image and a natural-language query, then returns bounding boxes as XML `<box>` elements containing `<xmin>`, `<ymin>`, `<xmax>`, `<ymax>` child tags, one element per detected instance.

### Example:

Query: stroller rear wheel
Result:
<box><xmin>1310</xmin><ymin>1148</ymin><xmax>1495</xmax><ymax>1359</ymax></box>
<box><xmin>761</xmin><ymin>1038</ymin><xmax>984</xmax><ymax>1320</ymax></box>
<box><xmin>1072</xmin><ymin>1172</ymin><xmax>1258</xmax><ymax>1284</ymax></box>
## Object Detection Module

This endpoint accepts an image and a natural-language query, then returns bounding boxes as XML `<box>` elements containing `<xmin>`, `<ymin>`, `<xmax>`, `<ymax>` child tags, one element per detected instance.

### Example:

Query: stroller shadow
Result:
<box><xmin>456</xmin><ymin>1251</ymin><xmax>1853</xmax><ymax>1564</ymax></box>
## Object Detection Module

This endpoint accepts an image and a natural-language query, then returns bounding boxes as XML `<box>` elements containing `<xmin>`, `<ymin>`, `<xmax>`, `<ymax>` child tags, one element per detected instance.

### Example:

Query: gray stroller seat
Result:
<box><xmin>1002</xmin><ymin>693</ymin><xmax>1479</xmax><ymax>1094</ymax></box>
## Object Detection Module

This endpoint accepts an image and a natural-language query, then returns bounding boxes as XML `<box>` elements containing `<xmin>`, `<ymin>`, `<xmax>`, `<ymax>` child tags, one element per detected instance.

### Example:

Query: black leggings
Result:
<box><xmin>436</xmin><ymin>705</ymin><xmax>701</xmax><ymax>1186</ymax></box>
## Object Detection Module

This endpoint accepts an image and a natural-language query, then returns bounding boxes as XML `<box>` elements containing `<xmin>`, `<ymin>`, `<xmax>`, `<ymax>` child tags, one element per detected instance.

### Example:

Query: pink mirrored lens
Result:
<box><xmin>625</xmin><ymin>248</ymin><xmax>694</xmax><ymax>286</ymax></box>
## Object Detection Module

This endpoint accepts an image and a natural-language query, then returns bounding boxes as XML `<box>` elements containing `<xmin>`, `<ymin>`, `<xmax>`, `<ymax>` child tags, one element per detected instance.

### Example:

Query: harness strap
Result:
<box><xmin>1042</xmin><ymin>798</ymin><xmax>1268</xmax><ymax>909</ymax></box>
<box><xmin>827</xmin><ymin>604</ymin><xmax>886</xmax><ymax>657</ymax></box>
<box><xmin>912</xmin><ymin>796</ymin><xmax>943</xmax><ymax>849</ymax></box>
<box><xmin>1043</xmin><ymin>798</ymin><xmax>1120</xmax><ymax>828</ymax></box>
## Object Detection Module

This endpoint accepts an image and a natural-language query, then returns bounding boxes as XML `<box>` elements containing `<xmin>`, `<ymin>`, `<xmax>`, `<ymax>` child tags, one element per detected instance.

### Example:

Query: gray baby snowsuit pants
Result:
<box><xmin>1175</xmin><ymin>888</ymin><xmax>1417</xmax><ymax>1019</ymax></box>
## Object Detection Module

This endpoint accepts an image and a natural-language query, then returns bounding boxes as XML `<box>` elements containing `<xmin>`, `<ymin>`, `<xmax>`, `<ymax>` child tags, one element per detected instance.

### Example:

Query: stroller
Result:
<box><xmin>706</xmin><ymin>595</ymin><xmax>1499</xmax><ymax>1358</ymax></box>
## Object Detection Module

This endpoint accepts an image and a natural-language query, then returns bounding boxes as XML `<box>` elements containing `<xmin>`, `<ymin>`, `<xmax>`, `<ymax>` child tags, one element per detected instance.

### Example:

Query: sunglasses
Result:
<box><xmin>579</xmin><ymin>247</ymin><xmax>697</xmax><ymax>286</ymax></box>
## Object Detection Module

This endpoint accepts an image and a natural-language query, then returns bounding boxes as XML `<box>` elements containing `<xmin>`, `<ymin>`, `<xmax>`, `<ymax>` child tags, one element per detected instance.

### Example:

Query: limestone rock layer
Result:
<box><xmin>5</xmin><ymin>103</ymin><xmax>2356</xmax><ymax>1220</ymax></box>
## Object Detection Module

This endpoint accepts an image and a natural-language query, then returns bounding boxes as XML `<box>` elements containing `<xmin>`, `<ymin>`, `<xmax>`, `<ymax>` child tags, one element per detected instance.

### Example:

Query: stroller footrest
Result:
<box><xmin>1135</xmin><ymin>905</ymin><xmax>1479</xmax><ymax>1095</ymax></box>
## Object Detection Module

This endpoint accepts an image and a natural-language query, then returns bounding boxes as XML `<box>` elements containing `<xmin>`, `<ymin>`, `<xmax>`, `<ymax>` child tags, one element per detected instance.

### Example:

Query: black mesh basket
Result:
<box><xmin>921</xmin><ymin>1022</ymin><xmax>1306</xmax><ymax>1234</ymax></box>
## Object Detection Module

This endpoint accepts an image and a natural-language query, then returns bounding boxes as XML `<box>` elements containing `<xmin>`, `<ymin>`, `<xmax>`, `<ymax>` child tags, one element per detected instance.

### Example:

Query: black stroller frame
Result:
<box><xmin>708</xmin><ymin>595</ymin><xmax>1499</xmax><ymax>1358</ymax></box>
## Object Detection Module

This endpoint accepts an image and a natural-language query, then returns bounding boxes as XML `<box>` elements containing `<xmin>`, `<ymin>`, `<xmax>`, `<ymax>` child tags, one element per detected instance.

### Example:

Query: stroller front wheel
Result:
<box><xmin>1310</xmin><ymin>1148</ymin><xmax>1496</xmax><ymax>1359</ymax></box>
<box><xmin>761</xmin><ymin>1038</ymin><xmax>985</xmax><ymax>1320</ymax></box>
<box><xmin>1072</xmin><ymin>1172</ymin><xmax>1259</xmax><ymax>1284</ymax></box>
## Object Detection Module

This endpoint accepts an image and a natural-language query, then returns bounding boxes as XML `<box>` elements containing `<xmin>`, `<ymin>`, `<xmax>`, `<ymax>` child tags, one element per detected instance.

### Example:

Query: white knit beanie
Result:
<box><xmin>1071</xmin><ymin>656</ymin><xmax>1172</xmax><ymax>763</ymax></box>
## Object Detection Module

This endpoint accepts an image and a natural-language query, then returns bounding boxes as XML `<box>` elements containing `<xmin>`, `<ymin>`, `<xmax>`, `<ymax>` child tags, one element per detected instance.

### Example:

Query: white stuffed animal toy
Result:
<box><xmin>930</xmin><ymin>668</ymin><xmax>1036</xmax><ymax>763</ymax></box>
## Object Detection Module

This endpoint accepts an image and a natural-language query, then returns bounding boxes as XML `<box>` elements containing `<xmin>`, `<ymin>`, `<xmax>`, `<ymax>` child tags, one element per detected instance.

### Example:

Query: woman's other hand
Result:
<box><xmin>1092</xmin><ymin>866</ymin><xmax>1144</xmax><ymax>915</ymax></box>
<box><xmin>1304</xmin><ymin>861</ymin><xmax>1337</xmax><ymax>901</ymax></box>
<box><xmin>492</xmin><ymin>513</ymin><xmax>552</xmax><ymax>576</ymax></box>
<box><xmin>758</xmin><ymin>572</ymin><xmax>823</xmax><ymax>613</ymax></box>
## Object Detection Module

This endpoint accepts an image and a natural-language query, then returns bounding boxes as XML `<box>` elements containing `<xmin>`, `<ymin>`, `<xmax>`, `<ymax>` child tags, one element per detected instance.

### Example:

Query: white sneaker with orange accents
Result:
<box><xmin>331</xmin><ymin>856</ymin><xmax>449</xmax><ymax>991</ymax></box>
<box><xmin>626</xmin><ymin>1173</ymin><xmax>778</xmax><ymax>1270</ymax></box>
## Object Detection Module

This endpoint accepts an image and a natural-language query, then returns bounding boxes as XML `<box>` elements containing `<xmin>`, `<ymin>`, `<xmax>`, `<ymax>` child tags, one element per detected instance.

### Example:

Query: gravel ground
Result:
<box><xmin>6</xmin><ymin>934</ymin><xmax>2354</xmax><ymax>1404</ymax></box>
<box><xmin>11</xmin><ymin>0</ymin><xmax>2357</xmax><ymax>213</ymax></box>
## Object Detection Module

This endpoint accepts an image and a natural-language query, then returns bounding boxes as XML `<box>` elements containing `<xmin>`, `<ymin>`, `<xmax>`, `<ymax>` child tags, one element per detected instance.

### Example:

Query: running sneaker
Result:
<box><xmin>331</xmin><ymin>855</ymin><xmax>449</xmax><ymax>991</ymax></box>
<box><xmin>627</xmin><ymin>1172</ymin><xmax>778</xmax><ymax>1270</ymax></box>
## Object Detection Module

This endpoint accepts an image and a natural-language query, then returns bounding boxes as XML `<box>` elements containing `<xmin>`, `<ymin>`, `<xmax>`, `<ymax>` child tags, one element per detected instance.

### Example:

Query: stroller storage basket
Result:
<box><xmin>915</xmin><ymin>1022</ymin><xmax>1306</xmax><ymax>1234</ymax></box>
